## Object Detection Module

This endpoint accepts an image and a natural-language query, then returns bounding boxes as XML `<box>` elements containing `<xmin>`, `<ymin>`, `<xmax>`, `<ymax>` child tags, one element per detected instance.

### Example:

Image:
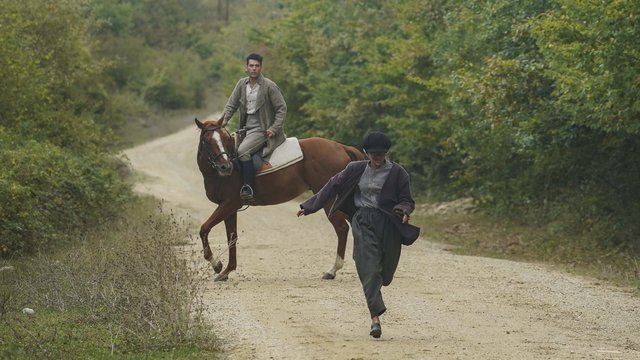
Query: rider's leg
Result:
<box><xmin>237</xmin><ymin>131</ymin><xmax>266</xmax><ymax>200</ymax></box>
<box><xmin>239</xmin><ymin>159</ymin><xmax>255</xmax><ymax>199</ymax></box>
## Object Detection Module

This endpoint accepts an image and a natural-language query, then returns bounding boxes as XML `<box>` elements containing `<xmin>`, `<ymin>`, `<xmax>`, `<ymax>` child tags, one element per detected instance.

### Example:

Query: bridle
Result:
<box><xmin>198</xmin><ymin>126</ymin><xmax>235</xmax><ymax>172</ymax></box>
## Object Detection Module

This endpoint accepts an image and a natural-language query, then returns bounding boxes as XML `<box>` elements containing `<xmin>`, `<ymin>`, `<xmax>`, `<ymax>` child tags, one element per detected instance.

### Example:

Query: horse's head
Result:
<box><xmin>195</xmin><ymin>117</ymin><xmax>235</xmax><ymax>176</ymax></box>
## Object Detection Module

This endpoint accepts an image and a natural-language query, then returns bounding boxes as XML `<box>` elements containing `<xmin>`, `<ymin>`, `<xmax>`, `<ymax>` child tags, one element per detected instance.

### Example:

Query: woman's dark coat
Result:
<box><xmin>300</xmin><ymin>160</ymin><xmax>420</xmax><ymax>245</ymax></box>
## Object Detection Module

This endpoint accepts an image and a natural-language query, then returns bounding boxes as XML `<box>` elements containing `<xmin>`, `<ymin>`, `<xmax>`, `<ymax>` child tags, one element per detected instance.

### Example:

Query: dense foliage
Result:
<box><xmin>2</xmin><ymin>0</ymin><xmax>638</xmax><ymax>254</ymax></box>
<box><xmin>260</xmin><ymin>0</ymin><xmax>640</xmax><ymax>250</ymax></box>
<box><xmin>0</xmin><ymin>0</ymin><xmax>128</xmax><ymax>256</ymax></box>
<box><xmin>0</xmin><ymin>0</ymin><xmax>237</xmax><ymax>256</ymax></box>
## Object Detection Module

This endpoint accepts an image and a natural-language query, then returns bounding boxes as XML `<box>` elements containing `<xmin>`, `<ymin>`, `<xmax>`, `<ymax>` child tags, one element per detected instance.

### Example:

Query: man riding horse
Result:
<box><xmin>219</xmin><ymin>52</ymin><xmax>287</xmax><ymax>201</ymax></box>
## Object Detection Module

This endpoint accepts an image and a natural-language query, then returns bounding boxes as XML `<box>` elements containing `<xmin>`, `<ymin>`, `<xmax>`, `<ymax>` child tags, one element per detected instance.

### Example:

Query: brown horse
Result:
<box><xmin>195</xmin><ymin>117</ymin><xmax>365</xmax><ymax>281</ymax></box>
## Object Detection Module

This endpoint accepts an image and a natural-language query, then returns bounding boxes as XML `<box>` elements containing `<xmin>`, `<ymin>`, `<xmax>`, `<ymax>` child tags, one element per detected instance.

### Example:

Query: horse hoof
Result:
<box><xmin>322</xmin><ymin>272</ymin><xmax>336</xmax><ymax>280</ymax></box>
<box><xmin>213</xmin><ymin>260</ymin><xmax>223</xmax><ymax>274</ymax></box>
<box><xmin>214</xmin><ymin>273</ymin><xmax>228</xmax><ymax>282</ymax></box>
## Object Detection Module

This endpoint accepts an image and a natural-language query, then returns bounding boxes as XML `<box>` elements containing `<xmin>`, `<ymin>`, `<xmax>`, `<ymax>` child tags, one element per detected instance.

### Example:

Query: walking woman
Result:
<box><xmin>296</xmin><ymin>131</ymin><xmax>420</xmax><ymax>338</ymax></box>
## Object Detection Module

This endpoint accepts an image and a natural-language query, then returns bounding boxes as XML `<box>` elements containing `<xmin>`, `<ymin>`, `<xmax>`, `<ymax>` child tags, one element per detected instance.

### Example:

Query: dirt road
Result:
<box><xmin>124</xmin><ymin>125</ymin><xmax>639</xmax><ymax>359</ymax></box>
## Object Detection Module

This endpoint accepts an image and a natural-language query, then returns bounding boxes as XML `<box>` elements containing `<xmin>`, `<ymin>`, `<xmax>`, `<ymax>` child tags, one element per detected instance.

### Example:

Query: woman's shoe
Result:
<box><xmin>370</xmin><ymin>322</ymin><xmax>381</xmax><ymax>338</ymax></box>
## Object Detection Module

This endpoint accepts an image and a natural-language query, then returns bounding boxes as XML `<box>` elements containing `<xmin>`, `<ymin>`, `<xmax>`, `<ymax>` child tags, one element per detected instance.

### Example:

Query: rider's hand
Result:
<box><xmin>266</xmin><ymin>129</ymin><xmax>275</xmax><ymax>138</ymax></box>
<box><xmin>297</xmin><ymin>209</ymin><xmax>305</xmax><ymax>217</ymax></box>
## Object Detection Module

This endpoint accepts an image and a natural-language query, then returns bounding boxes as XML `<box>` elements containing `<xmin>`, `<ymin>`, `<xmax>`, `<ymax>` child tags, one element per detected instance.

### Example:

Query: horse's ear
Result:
<box><xmin>195</xmin><ymin>118</ymin><xmax>204</xmax><ymax>129</ymax></box>
<box><xmin>217</xmin><ymin>114</ymin><xmax>226</xmax><ymax>128</ymax></box>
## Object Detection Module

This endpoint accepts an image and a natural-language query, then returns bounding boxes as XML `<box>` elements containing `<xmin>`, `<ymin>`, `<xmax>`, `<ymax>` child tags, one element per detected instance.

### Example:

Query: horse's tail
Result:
<box><xmin>344</xmin><ymin>145</ymin><xmax>365</xmax><ymax>162</ymax></box>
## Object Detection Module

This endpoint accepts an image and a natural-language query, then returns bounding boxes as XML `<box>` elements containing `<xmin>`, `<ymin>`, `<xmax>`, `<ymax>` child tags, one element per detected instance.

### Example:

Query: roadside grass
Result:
<box><xmin>0</xmin><ymin>196</ymin><xmax>219</xmax><ymax>359</ymax></box>
<box><xmin>413</xmin><ymin>199</ymin><xmax>640</xmax><ymax>293</ymax></box>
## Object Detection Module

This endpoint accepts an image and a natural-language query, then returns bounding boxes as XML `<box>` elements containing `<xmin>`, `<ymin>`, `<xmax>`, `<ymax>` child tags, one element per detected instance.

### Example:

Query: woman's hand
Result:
<box><xmin>394</xmin><ymin>208</ymin><xmax>410</xmax><ymax>224</ymax></box>
<box><xmin>297</xmin><ymin>209</ymin><xmax>305</xmax><ymax>217</ymax></box>
<box><xmin>402</xmin><ymin>213</ymin><xmax>410</xmax><ymax>224</ymax></box>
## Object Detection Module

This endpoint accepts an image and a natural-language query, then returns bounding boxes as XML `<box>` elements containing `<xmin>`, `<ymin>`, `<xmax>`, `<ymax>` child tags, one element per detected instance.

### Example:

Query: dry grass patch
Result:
<box><xmin>0</xmin><ymin>197</ymin><xmax>218</xmax><ymax>359</ymax></box>
<box><xmin>413</xmin><ymin>199</ymin><xmax>640</xmax><ymax>293</ymax></box>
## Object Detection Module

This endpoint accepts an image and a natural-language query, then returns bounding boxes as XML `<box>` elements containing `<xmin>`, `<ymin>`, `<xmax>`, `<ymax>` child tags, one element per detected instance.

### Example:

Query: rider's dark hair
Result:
<box><xmin>246</xmin><ymin>53</ymin><xmax>263</xmax><ymax>65</ymax></box>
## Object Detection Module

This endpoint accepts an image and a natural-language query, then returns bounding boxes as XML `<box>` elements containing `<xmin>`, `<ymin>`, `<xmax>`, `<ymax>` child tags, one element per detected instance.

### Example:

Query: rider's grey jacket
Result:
<box><xmin>222</xmin><ymin>74</ymin><xmax>287</xmax><ymax>157</ymax></box>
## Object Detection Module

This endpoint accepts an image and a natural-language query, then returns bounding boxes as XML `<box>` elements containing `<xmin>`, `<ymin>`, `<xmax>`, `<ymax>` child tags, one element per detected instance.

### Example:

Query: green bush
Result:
<box><xmin>0</xmin><ymin>132</ymin><xmax>131</xmax><ymax>256</ymax></box>
<box><xmin>259</xmin><ymin>0</ymin><xmax>640</xmax><ymax>252</ymax></box>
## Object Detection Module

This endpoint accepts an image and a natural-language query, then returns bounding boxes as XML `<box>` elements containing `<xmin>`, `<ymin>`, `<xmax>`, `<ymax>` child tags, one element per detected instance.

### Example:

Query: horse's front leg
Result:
<box><xmin>199</xmin><ymin>204</ymin><xmax>235</xmax><ymax>278</ymax></box>
<box><xmin>214</xmin><ymin>212</ymin><xmax>238</xmax><ymax>282</ymax></box>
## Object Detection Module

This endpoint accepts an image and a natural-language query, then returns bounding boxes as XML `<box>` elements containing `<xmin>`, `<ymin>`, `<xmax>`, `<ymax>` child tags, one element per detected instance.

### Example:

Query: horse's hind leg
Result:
<box><xmin>215</xmin><ymin>212</ymin><xmax>238</xmax><ymax>282</ymax></box>
<box><xmin>323</xmin><ymin>211</ymin><xmax>349</xmax><ymax>280</ymax></box>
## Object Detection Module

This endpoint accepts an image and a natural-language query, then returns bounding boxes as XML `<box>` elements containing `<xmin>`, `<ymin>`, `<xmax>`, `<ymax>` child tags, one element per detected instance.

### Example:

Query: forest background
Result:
<box><xmin>2</xmin><ymin>0</ymin><xmax>639</xmax><ymax>261</ymax></box>
<box><xmin>1</xmin><ymin>0</ymin><xmax>639</xmax><ymax>357</ymax></box>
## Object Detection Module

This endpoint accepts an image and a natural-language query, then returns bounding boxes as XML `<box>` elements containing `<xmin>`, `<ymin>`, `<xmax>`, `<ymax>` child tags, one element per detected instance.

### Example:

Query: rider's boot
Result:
<box><xmin>239</xmin><ymin>159</ymin><xmax>255</xmax><ymax>201</ymax></box>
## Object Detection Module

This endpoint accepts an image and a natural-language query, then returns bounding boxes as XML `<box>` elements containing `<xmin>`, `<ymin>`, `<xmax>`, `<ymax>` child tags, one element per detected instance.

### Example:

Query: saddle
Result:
<box><xmin>254</xmin><ymin>138</ymin><xmax>303</xmax><ymax>176</ymax></box>
<box><xmin>232</xmin><ymin>133</ymin><xmax>303</xmax><ymax>176</ymax></box>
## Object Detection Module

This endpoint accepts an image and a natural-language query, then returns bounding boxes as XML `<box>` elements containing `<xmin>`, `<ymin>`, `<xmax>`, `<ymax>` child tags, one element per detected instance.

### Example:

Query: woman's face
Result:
<box><xmin>367</xmin><ymin>152</ymin><xmax>387</xmax><ymax>169</ymax></box>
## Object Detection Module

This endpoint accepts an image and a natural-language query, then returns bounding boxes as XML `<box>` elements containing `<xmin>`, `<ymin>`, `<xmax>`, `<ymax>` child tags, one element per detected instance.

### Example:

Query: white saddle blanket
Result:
<box><xmin>257</xmin><ymin>137</ymin><xmax>303</xmax><ymax>176</ymax></box>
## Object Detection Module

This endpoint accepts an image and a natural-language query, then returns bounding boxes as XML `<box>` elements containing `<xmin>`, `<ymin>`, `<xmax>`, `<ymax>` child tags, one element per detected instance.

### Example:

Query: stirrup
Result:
<box><xmin>240</xmin><ymin>185</ymin><xmax>254</xmax><ymax>200</ymax></box>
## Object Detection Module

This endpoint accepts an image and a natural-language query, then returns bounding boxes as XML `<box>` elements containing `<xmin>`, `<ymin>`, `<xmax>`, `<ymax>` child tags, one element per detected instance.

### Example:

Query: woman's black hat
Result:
<box><xmin>362</xmin><ymin>131</ymin><xmax>391</xmax><ymax>153</ymax></box>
